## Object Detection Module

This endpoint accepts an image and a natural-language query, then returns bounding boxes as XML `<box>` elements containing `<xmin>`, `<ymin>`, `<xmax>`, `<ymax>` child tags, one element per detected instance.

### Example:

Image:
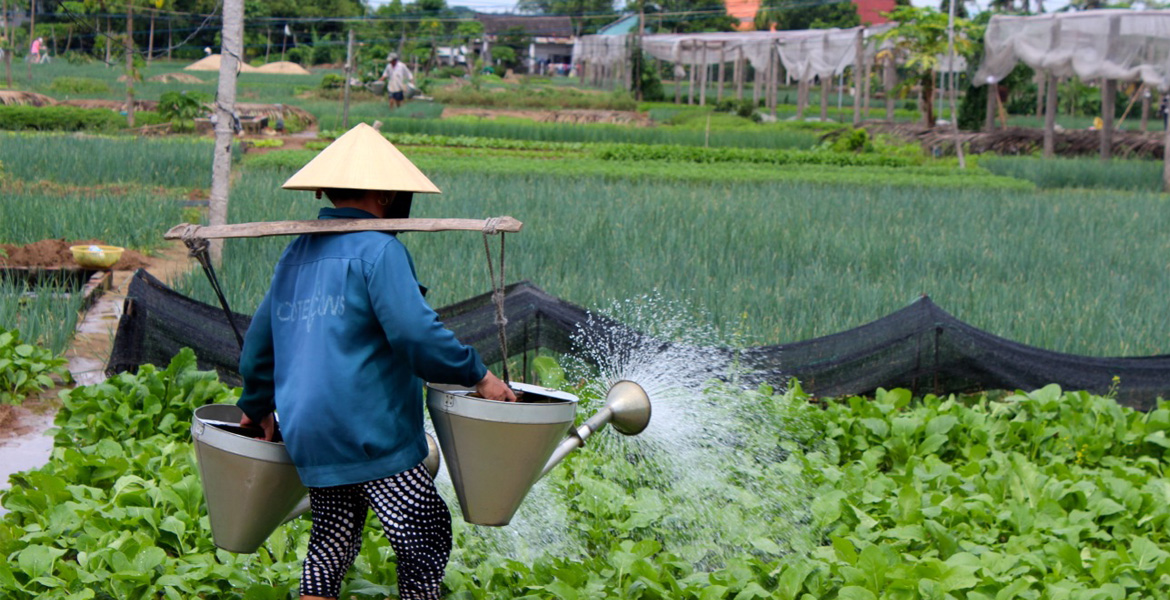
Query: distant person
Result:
<box><xmin>377</xmin><ymin>52</ymin><xmax>413</xmax><ymax>111</ymax></box>
<box><xmin>30</xmin><ymin>37</ymin><xmax>43</xmax><ymax>64</ymax></box>
<box><xmin>1160</xmin><ymin>94</ymin><xmax>1168</xmax><ymax>130</ymax></box>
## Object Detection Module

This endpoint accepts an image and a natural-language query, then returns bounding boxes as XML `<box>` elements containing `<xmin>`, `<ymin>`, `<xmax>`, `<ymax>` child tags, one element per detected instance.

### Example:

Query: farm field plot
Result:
<box><xmin>4</xmin><ymin>110</ymin><xmax>1170</xmax><ymax>600</ymax></box>
<box><xmin>169</xmin><ymin>165</ymin><xmax>1170</xmax><ymax>358</ymax></box>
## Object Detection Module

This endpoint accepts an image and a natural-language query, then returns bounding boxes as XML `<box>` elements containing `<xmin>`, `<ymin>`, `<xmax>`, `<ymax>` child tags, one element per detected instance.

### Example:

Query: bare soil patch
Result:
<box><xmin>0</xmin><ymin>239</ymin><xmax>151</xmax><ymax>270</ymax></box>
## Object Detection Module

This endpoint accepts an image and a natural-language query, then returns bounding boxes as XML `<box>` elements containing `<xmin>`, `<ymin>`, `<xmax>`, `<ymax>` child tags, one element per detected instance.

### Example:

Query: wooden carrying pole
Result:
<box><xmin>165</xmin><ymin>217</ymin><xmax>524</xmax><ymax>241</ymax></box>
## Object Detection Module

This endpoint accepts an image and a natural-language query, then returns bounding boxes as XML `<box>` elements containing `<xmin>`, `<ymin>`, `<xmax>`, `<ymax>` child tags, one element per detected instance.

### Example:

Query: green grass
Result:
<box><xmin>243</xmin><ymin>146</ymin><xmax>1032</xmax><ymax>190</ymax></box>
<box><xmin>0</xmin><ymin>185</ymin><xmax>181</xmax><ymax>251</ymax></box>
<box><xmin>979</xmin><ymin>155</ymin><xmax>1164</xmax><ymax>192</ymax></box>
<box><xmin>0</xmin><ymin>280</ymin><xmax>87</xmax><ymax>356</ymax></box>
<box><xmin>0</xmin><ymin>131</ymin><xmax>220</xmax><ymax>188</ymax></box>
<box><xmin>333</xmin><ymin>115</ymin><xmax>823</xmax><ymax>149</ymax></box>
<box><xmin>176</xmin><ymin>166</ymin><xmax>1169</xmax><ymax>358</ymax></box>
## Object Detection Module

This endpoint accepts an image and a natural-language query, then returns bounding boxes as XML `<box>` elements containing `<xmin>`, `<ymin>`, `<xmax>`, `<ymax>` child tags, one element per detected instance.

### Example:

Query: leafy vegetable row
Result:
<box><xmin>2</xmin><ymin>347</ymin><xmax>1168</xmax><ymax>599</ymax></box>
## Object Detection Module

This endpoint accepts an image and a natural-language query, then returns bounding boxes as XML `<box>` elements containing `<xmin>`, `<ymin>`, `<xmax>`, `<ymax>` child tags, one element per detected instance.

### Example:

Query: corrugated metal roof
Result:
<box><xmin>476</xmin><ymin>14</ymin><xmax>575</xmax><ymax>37</ymax></box>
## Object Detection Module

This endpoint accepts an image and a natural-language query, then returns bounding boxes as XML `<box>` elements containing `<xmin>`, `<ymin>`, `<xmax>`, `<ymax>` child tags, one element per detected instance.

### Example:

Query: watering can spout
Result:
<box><xmin>540</xmin><ymin>380</ymin><xmax>651</xmax><ymax>478</ymax></box>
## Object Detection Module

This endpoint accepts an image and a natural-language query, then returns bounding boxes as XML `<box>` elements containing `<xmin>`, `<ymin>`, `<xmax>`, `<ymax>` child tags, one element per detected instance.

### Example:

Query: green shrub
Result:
<box><xmin>318</xmin><ymin>73</ymin><xmax>344</xmax><ymax>90</ymax></box>
<box><xmin>825</xmin><ymin>127</ymin><xmax>873</xmax><ymax>153</ymax></box>
<box><xmin>0</xmin><ymin>106</ymin><xmax>124</xmax><ymax>132</ymax></box>
<box><xmin>157</xmin><ymin>91</ymin><xmax>211</xmax><ymax>133</ymax></box>
<box><xmin>61</xmin><ymin>50</ymin><xmax>94</xmax><ymax>65</ymax></box>
<box><xmin>47</xmin><ymin>76</ymin><xmax>110</xmax><ymax>95</ymax></box>
<box><xmin>0</xmin><ymin>329</ymin><xmax>70</xmax><ymax>404</ymax></box>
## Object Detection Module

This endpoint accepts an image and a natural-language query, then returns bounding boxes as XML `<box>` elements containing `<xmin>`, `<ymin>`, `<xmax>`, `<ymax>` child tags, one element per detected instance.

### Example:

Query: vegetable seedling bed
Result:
<box><xmin>1</xmin><ymin>267</ymin><xmax>112</xmax><ymax>311</ymax></box>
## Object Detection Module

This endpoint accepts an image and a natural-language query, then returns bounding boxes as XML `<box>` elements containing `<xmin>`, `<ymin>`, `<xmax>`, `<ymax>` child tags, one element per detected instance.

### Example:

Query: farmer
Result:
<box><xmin>377</xmin><ymin>52</ymin><xmax>413</xmax><ymax>110</ymax></box>
<box><xmin>236</xmin><ymin>122</ymin><xmax>516</xmax><ymax>600</ymax></box>
<box><xmin>30</xmin><ymin>37</ymin><xmax>43</xmax><ymax>64</ymax></box>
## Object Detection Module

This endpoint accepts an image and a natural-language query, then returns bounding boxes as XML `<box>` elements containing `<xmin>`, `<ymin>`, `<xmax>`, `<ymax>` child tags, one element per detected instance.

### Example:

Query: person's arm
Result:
<box><xmin>238</xmin><ymin>292</ymin><xmax>278</xmax><ymax>436</ymax></box>
<box><xmin>370</xmin><ymin>240</ymin><xmax>515</xmax><ymax>401</ymax></box>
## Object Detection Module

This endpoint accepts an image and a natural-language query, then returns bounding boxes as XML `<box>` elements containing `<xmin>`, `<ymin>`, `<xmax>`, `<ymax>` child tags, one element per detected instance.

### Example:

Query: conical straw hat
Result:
<box><xmin>282</xmin><ymin>122</ymin><xmax>441</xmax><ymax>194</ymax></box>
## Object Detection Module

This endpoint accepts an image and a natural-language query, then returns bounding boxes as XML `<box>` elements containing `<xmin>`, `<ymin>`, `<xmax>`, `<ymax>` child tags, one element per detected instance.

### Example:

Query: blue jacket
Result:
<box><xmin>237</xmin><ymin>207</ymin><xmax>487</xmax><ymax>487</ymax></box>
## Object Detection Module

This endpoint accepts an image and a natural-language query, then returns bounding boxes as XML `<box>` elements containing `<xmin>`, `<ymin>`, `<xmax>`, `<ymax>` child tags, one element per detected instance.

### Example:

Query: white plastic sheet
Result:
<box><xmin>573</xmin><ymin>25</ymin><xmax>895</xmax><ymax>82</ymax></box>
<box><xmin>975</xmin><ymin>10</ymin><xmax>1170</xmax><ymax>90</ymax></box>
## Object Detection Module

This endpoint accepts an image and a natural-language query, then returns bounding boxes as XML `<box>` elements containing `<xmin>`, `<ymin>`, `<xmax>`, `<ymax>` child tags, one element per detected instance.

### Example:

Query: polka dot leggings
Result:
<box><xmin>299</xmin><ymin>464</ymin><xmax>452</xmax><ymax>599</ymax></box>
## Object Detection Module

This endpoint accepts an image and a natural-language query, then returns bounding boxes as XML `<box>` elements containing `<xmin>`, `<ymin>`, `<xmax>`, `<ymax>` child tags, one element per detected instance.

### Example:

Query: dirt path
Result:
<box><xmin>0</xmin><ymin>242</ymin><xmax>194</xmax><ymax>505</ymax></box>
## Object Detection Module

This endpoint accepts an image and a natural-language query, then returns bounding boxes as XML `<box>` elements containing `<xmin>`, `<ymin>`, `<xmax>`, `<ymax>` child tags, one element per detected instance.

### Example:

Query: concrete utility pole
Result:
<box><xmin>126</xmin><ymin>1</ymin><xmax>135</xmax><ymax>128</ymax></box>
<box><xmin>208</xmin><ymin>0</ymin><xmax>245</xmax><ymax>265</ymax></box>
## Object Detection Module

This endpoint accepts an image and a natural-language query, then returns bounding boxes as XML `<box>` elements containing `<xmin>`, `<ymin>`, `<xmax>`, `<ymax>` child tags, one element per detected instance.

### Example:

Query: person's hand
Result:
<box><xmin>240</xmin><ymin>412</ymin><xmax>276</xmax><ymax>441</ymax></box>
<box><xmin>476</xmin><ymin>371</ymin><xmax>517</xmax><ymax>402</ymax></box>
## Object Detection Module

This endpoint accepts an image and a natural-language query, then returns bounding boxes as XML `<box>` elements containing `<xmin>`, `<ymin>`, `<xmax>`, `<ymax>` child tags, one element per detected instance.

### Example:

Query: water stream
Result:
<box><xmin>434</xmin><ymin>293</ymin><xmax>818</xmax><ymax>568</ymax></box>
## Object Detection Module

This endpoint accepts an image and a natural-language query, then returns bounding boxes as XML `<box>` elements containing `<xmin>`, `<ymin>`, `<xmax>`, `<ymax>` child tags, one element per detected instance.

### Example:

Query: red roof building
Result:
<box><xmin>726</xmin><ymin>0</ymin><xmax>897</xmax><ymax>31</ymax></box>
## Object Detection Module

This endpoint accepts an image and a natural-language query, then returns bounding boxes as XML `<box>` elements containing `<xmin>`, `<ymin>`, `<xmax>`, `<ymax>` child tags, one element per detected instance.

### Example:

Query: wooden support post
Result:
<box><xmin>125</xmin><ymin>1</ymin><xmax>135</xmax><ymax>127</ymax></box>
<box><xmin>1101</xmin><ymin>16</ymin><xmax>1120</xmax><ymax>162</ymax></box>
<box><xmin>769</xmin><ymin>47</ymin><xmax>778</xmax><ymax>117</ymax></box>
<box><xmin>884</xmin><ymin>52</ymin><xmax>896</xmax><ymax>120</ymax></box>
<box><xmin>1101</xmin><ymin>78</ymin><xmax>1117</xmax><ymax>161</ymax></box>
<box><xmin>1036</xmin><ymin>75</ymin><xmax>1045</xmax><ymax>118</ymax></box>
<box><xmin>1043</xmin><ymin>72</ymin><xmax>1058</xmax><ymax>158</ymax></box>
<box><xmin>752</xmin><ymin>56</ymin><xmax>761</xmax><ymax>108</ymax></box>
<box><xmin>820</xmin><ymin>76</ymin><xmax>830</xmax><ymax>121</ymax></box>
<box><xmin>675</xmin><ymin>61</ymin><xmax>683</xmax><ymax>104</ymax></box>
<box><xmin>796</xmin><ymin>77</ymin><xmax>807</xmax><ymax>120</ymax></box>
<box><xmin>717</xmin><ymin>43</ymin><xmax>726</xmax><ymax>104</ymax></box>
<box><xmin>852</xmin><ymin>28</ymin><xmax>863</xmax><ymax>127</ymax></box>
<box><xmin>342</xmin><ymin>29</ymin><xmax>354</xmax><ymax>130</ymax></box>
<box><xmin>1141</xmin><ymin>86</ymin><xmax>1150</xmax><ymax>132</ymax></box>
<box><xmin>1043</xmin><ymin>20</ymin><xmax>1061</xmax><ymax>157</ymax></box>
<box><xmin>735</xmin><ymin>46</ymin><xmax>744</xmax><ymax>101</ymax></box>
<box><xmin>1163</xmin><ymin>111</ymin><xmax>1170</xmax><ymax>191</ymax></box>
<box><xmin>862</xmin><ymin>58</ymin><xmax>871</xmax><ymax>122</ymax></box>
<box><xmin>985</xmin><ymin>79</ymin><xmax>997</xmax><ymax>132</ymax></box>
<box><xmin>688</xmin><ymin>42</ymin><xmax>696</xmax><ymax>105</ymax></box>
<box><xmin>699</xmin><ymin>42</ymin><xmax>709</xmax><ymax>106</ymax></box>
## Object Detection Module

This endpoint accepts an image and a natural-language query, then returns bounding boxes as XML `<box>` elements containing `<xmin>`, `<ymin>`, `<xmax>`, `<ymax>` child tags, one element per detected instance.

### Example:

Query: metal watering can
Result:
<box><xmin>191</xmin><ymin>380</ymin><xmax>650</xmax><ymax>553</ymax></box>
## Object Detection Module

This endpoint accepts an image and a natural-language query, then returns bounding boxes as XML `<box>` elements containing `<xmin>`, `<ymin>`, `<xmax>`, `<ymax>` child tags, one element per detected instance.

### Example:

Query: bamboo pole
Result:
<box><xmin>165</xmin><ymin>217</ymin><xmax>524</xmax><ymax>241</ymax></box>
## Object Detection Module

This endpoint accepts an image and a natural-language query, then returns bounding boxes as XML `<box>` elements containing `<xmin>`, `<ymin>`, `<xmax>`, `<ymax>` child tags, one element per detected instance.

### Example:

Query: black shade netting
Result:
<box><xmin>108</xmin><ymin>270</ymin><xmax>1170</xmax><ymax>411</ymax></box>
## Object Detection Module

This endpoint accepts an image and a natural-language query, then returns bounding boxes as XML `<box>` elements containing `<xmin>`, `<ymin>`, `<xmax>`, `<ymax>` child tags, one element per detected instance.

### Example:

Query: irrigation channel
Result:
<box><xmin>444</xmin><ymin>293</ymin><xmax>815</xmax><ymax>566</ymax></box>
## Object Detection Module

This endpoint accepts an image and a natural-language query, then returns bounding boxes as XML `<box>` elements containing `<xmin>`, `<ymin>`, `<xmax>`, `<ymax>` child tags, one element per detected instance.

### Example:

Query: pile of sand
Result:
<box><xmin>185</xmin><ymin>55</ymin><xmax>312</xmax><ymax>75</ymax></box>
<box><xmin>254</xmin><ymin>61</ymin><xmax>311</xmax><ymax>75</ymax></box>
<box><xmin>0</xmin><ymin>90</ymin><xmax>57</xmax><ymax>107</ymax></box>
<box><xmin>184</xmin><ymin>54</ymin><xmax>259</xmax><ymax>73</ymax></box>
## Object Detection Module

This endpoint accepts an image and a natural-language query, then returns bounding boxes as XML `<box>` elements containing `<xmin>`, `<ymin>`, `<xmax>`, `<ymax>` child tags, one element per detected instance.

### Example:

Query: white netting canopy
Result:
<box><xmin>975</xmin><ymin>9</ymin><xmax>1170</xmax><ymax>89</ymax></box>
<box><xmin>572</xmin><ymin>25</ymin><xmax>895</xmax><ymax>82</ymax></box>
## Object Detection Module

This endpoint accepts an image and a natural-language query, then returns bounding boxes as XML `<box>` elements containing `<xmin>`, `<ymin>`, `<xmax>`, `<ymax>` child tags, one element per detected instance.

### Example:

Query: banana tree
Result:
<box><xmin>875</xmin><ymin>6</ymin><xmax>980</xmax><ymax>128</ymax></box>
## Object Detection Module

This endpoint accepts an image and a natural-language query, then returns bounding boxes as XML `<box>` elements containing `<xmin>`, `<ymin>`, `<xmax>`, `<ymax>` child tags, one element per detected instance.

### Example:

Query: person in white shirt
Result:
<box><xmin>378</xmin><ymin>52</ymin><xmax>413</xmax><ymax>110</ymax></box>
